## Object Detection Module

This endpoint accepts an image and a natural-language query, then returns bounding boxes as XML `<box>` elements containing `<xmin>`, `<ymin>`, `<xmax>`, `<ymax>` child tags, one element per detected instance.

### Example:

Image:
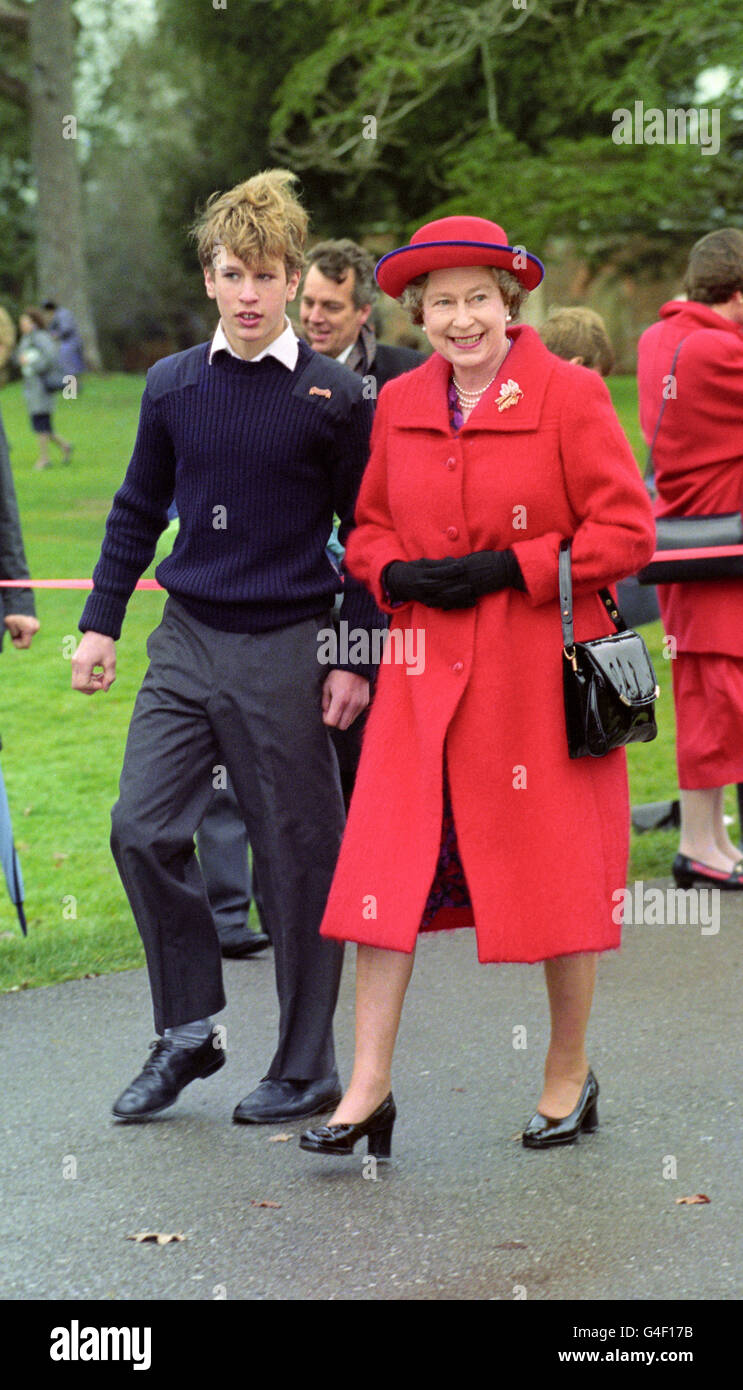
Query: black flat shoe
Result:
<box><xmin>218</xmin><ymin>926</ymin><xmax>270</xmax><ymax>959</ymax></box>
<box><xmin>232</xmin><ymin>1074</ymin><xmax>341</xmax><ymax>1124</ymax></box>
<box><xmin>521</xmin><ymin>1071</ymin><xmax>598</xmax><ymax>1149</ymax></box>
<box><xmin>299</xmin><ymin>1093</ymin><xmax>396</xmax><ymax>1158</ymax></box>
<box><xmin>112</xmin><ymin>1030</ymin><xmax>225</xmax><ymax>1121</ymax></box>
<box><xmin>672</xmin><ymin>853</ymin><xmax>743</xmax><ymax>890</ymax></box>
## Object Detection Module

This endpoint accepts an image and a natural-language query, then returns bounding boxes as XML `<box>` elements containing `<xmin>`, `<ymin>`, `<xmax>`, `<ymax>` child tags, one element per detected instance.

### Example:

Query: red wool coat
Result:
<box><xmin>320</xmin><ymin>327</ymin><xmax>656</xmax><ymax>962</ymax></box>
<box><xmin>637</xmin><ymin>300</ymin><xmax>743</xmax><ymax>656</ymax></box>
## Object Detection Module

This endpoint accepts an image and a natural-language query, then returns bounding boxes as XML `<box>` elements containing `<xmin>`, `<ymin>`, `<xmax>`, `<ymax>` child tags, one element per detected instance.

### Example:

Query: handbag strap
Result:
<box><xmin>644</xmin><ymin>336</ymin><xmax>687</xmax><ymax>480</ymax></box>
<box><xmin>559</xmin><ymin>538</ymin><xmax>627</xmax><ymax>653</ymax></box>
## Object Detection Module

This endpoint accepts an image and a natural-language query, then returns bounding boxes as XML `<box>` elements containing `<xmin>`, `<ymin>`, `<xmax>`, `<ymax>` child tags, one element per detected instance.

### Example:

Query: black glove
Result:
<box><xmin>383</xmin><ymin>551</ymin><xmax>524</xmax><ymax>610</ymax></box>
<box><xmin>383</xmin><ymin>558</ymin><xmax>475</xmax><ymax>609</ymax></box>
<box><xmin>459</xmin><ymin>548</ymin><xmax>526</xmax><ymax>596</ymax></box>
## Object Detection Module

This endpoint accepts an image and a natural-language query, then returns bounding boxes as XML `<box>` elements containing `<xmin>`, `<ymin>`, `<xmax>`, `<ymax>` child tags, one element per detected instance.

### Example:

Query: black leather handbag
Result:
<box><xmin>559</xmin><ymin>540</ymin><xmax>659</xmax><ymax>759</ymax></box>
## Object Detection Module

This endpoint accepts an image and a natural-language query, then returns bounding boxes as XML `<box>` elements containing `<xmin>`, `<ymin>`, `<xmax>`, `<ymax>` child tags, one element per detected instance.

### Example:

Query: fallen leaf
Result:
<box><xmin>267</xmin><ymin>1133</ymin><xmax>293</xmax><ymax>1143</ymax></box>
<box><xmin>23</xmin><ymin>807</ymin><xmax>32</xmax><ymax>816</ymax></box>
<box><xmin>126</xmin><ymin>1231</ymin><xmax>186</xmax><ymax>1244</ymax></box>
<box><xmin>250</xmin><ymin>1200</ymin><xmax>281</xmax><ymax>1209</ymax></box>
<box><xmin>494</xmin><ymin>1240</ymin><xmax>527</xmax><ymax>1250</ymax></box>
<box><xmin>675</xmin><ymin>1194</ymin><xmax>711</xmax><ymax>1205</ymax></box>
<box><xmin>53</xmin><ymin>852</ymin><xmax>69</xmax><ymax>866</ymax></box>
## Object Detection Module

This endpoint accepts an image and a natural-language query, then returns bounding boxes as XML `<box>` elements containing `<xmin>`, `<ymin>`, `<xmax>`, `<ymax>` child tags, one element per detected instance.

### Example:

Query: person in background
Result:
<box><xmin>539</xmin><ymin>306</ymin><xmax>614</xmax><ymax>375</ymax></box>
<box><xmin>301</xmin><ymin>239</ymin><xmax>425</xmax><ymax>796</ymax></box>
<box><xmin>0</xmin><ymin>316</ymin><xmax>39</xmax><ymax>652</ymax></box>
<box><xmin>540</xmin><ymin>308</ymin><xmax>660</xmax><ymax>633</ymax></box>
<box><xmin>16</xmin><ymin>309</ymin><xmax>72</xmax><ymax>471</ymax></box>
<box><xmin>300</xmin><ymin>238</ymin><xmax>425</xmax><ymax>392</ymax></box>
<box><xmin>0</xmin><ymin>306</ymin><xmax>15</xmax><ymax>386</ymax></box>
<box><xmin>42</xmin><ymin>300</ymin><xmax>86</xmax><ymax>384</ymax></box>
<box><xmin>638</xmin><ymin>229</ymin><xmax>743</xmax><ymax>890</ymax></box>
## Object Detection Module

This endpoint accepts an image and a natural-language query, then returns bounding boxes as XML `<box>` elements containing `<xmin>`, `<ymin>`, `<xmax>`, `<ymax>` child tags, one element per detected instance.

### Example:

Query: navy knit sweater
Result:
<box><xmin>79</xmin><ymin>340</ymin><xmax>381</xmax><ymax>668</ymax></box>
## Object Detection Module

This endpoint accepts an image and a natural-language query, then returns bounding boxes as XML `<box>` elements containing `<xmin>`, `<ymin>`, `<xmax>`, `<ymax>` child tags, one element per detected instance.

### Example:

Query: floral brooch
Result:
<box><xmin>496</xmin><ymin>379</ymin><xmax>523</xmax><ymax>412</ymax></box>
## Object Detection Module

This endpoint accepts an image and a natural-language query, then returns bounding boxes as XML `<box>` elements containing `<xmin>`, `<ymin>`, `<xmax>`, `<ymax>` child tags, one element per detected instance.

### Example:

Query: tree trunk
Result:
<box><xmin>29</xmin><ymin>0</ymin><xmax>101</xmax><ymax>369</ymax></box>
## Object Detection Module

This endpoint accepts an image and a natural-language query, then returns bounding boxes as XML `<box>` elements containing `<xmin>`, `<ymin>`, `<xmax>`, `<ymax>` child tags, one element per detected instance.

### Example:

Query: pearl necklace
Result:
<box><xmin>453</xmin><ymin>337</ymin><xmax>512</xmax><ymax>407</ymax></box>
<box><xmin>453</xmin><ymin>369</ymin><xmax>498</xmax><ymax>407</ymax></box>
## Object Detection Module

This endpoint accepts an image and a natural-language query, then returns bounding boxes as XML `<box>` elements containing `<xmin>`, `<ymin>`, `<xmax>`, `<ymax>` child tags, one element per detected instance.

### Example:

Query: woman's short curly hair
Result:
<box><xmin>400</xmin><ymin>266</ymin><xmax>528</xmax><ymax>324</ymax></box>
<box><xmin>190</xmin><ymin>169</ymin><xmax>308</xmax><ymax>277</ymax></box>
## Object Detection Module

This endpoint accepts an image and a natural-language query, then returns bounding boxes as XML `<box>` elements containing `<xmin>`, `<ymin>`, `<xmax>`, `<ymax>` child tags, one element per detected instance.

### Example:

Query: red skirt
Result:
<box><xmin>671</xmin><ymin>651</ymin><xmax>743</xmax><ymax>788</ymax></box>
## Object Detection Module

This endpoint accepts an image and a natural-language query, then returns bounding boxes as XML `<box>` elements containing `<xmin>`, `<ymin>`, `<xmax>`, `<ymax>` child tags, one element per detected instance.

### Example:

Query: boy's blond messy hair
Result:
<box><xmin>539</xmin><ymin>306</ymin><xmax>615</xmax><ymax>376</ymax></box>
<box><xmin>190</xmin><ymin>169</ymin><xmax>308</xmax><ymax>276</ymax></box>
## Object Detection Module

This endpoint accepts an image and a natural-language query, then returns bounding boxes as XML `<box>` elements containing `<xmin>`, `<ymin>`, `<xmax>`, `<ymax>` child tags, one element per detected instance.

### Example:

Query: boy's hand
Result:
<box><xmin>71</xmin><ymin>631</ymin><xmax>117</xmax><ymax>693</ymax></box>
<box><xmin>322</xmin><ymin>670</ymin><xmax>369</xmax><ymax>730</ymax></box>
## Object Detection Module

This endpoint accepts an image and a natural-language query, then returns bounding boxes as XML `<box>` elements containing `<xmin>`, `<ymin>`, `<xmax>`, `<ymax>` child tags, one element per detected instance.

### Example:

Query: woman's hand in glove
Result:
<box><xmin>383</xmin><ymin>558</ymin><xmax>476</xmax><ymax>609</ymax></box>
<box><xmin>383</xmin><ymin>551</ymin><xmax>524</xmax><ymax>609</ymax></box>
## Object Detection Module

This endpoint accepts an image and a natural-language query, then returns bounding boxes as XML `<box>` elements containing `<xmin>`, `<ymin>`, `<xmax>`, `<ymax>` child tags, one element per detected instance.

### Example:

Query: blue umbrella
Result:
<box><xmin>0</xmin><ymin>752</ymin><xmax>26</xmax><ymax>934</ymax></box>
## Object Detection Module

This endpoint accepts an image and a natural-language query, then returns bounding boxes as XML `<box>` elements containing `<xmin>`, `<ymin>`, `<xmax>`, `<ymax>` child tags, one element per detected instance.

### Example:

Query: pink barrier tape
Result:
<box><xmin>0</xmin><ymin>579</ymin><xmax>163</xmax><ymax>589</ymax></box>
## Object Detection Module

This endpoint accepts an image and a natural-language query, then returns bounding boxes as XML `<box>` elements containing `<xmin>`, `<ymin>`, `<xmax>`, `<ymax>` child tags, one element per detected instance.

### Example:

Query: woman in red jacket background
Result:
<box><xmin>637</xmin><ymin>229</ymin><xmax>743</xmax><ymax>890</ymax></box>
<box><xmin>300</xmin><ymin>217</ymin><xmax>655</xmax><ymax>1159</ymax></box>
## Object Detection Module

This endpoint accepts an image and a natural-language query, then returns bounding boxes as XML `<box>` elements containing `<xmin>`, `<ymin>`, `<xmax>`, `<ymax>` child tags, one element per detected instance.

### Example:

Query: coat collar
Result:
<box><xmin>389</xmin><ymin>325</ymin><xmax>556</xmax><ymax>432</ymax></box>
<box><xmin>659</xmin><ymin>299</ymin><xmax>743</xmax><ymax>339</ymax></box>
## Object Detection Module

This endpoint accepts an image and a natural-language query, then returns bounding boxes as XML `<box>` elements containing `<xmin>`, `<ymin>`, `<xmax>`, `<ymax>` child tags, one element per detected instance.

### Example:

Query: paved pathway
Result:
<box><xmin>1</xmin><ymin>883</ymin><xmax>741</xmax><ymax>1301</ymax></box>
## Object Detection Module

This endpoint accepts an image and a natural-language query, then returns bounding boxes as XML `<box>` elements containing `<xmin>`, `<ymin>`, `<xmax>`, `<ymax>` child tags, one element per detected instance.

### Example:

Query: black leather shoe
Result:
<box><xmin>217</xmin><ymin>924</ymin><xmax>270</xmax><ymax>959</ymax></box>
<box><xmin>672</xmin><ymin>853</ymin><xmax>743</xmax><ymax>890</ymax></box>
<box><xmin>232</xmin><ymin>1074</ymin><xmax>341</xmax><ymax>1125</ymax></box>
<box><xmin>521</xmin><ymin>1071</ymin><xmax>599</xmax><ymax>1149</ymax></box>
<box><xmin>300</xmin><ymin>1093</ymin><xmax>396</xmax><ymax>1158</ymax></box>
<box><xmin>112</xmin><ymin>1030</ymin><xmax>225</xmax><ymax>1121</ymax></box>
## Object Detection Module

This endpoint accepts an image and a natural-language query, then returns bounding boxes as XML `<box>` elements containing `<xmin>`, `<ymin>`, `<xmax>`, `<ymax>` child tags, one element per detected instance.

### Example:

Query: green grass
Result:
<box><xmin>0</xmin><ymin>374</ymin><xmax>717</xmax><ymax>992</ymax></box>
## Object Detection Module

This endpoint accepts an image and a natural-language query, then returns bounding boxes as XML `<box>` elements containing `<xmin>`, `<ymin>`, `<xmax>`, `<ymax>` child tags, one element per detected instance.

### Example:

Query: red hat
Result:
<box><xmin>375</xmin><ymin>215</ymin><xmax>544</xmax><ymax>298</ymax></box>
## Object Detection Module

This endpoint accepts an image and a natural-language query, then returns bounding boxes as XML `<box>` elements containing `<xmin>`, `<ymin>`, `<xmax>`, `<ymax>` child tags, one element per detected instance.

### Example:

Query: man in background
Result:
<box><xmin>300</xmin><ymin>239</ymin><xmax>425</xmax><ymax>395</ymax></box>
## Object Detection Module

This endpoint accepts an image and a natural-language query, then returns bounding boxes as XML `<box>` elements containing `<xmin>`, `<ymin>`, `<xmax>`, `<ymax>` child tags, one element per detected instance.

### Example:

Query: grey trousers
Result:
<box><xmin>110</xmin><ymin>599</ymin><xmax>345</xmax><ymax>1079</ymax></box>
<box><xmin>196</xmin><ymin>784</ymin><xmax>268</xmax><ymax>937</ymax></box>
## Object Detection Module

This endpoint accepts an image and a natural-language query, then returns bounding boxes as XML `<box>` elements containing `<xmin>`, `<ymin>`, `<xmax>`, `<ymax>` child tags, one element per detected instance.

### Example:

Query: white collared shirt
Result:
<box><xmin>335</xmin><ymin>341</ymin><xmax>355</xmax><ymax>365</ymax></box>
<box><xmin>209</xmin><ymin>317</ymin><xmax>299</xmax><ymax>370</ymax></box>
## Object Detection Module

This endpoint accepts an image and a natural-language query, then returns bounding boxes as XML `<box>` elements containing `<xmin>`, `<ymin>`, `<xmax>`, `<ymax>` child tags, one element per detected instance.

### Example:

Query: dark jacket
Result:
<box><xmin>0</xmin><ymin>409</ymin><xmax>36</xmax><ymax>648</ymax></box>
<box><xmin>345</xmin><ymin>323</ymin><xmax>426</xmax><ymax>398</ymax></box>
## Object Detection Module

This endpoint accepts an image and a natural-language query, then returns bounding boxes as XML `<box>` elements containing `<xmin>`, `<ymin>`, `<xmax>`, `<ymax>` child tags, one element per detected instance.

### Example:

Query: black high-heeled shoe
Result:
<box><xmin>299</xmin><ymin>1093</ymin><xmax>396</xmax><ymax>1157</ymax></box>
<box><xmin>672</xmin><ymin>853</ymin><xmax>743</xmax><ymax>890</ymax></box>
<box><xmin>521</xmin><ymin>1071</ymin><xmax>599</xmax><ymax>1149</ymax></box>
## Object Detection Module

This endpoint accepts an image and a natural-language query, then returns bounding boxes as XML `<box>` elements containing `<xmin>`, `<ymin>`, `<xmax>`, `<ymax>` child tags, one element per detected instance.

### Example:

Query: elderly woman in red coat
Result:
<box><xmin>638</xmin><ymin>228</ymin><xmax>743</xmax><ymax>890</ymax></box>
<box><xmin>300</xmin><ymin>217</ymin><xmax>655</xmax><ymax>1160</ymax></box>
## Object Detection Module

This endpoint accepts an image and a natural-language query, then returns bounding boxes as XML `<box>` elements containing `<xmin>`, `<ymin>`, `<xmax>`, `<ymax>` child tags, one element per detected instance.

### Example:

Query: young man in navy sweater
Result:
<box><xmin>72</xmin><ymin>170</ymin><xmax>377</xmax><ymax>1125</ymax></box>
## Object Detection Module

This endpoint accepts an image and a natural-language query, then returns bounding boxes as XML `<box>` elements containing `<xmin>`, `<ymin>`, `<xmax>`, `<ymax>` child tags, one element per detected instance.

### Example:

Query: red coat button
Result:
<box><xmin>452</xmin><ymin>661</ymin><xmax>464</xmax><ymax>674</ymax></box>
<box><xmin>446</xmin><ymin>525</ymin><xmax>459</xmax><ymax>540</ymax></box>
<box><xmin>445</xmin><ymin>457</ymin><xmax>456</xmax><ymax>470</ymax></box>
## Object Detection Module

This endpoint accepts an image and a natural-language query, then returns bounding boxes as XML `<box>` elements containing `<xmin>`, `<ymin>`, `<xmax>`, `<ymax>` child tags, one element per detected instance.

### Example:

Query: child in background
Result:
<box><xmin>539</xmin><ymin>305</ymin><xmax>615</xmax><ymax>376</ymax></box>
